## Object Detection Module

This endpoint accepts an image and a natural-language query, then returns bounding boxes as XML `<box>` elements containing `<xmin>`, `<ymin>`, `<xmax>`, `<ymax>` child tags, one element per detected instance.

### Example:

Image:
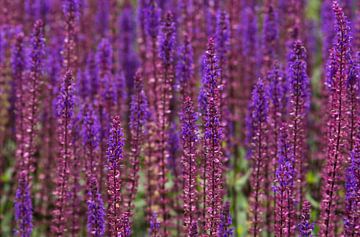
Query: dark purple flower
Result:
<box><xmin>287</xmin><ymin>40</ymin><xmax>310</xmax><ymax>207</ymax></box>
<box><xmin>344</xmin><ymin>136</ymin><xmax>360</xmax><ymax>236</ymax></box>
<box><xmin>262</xmin><ymin>4</ymin><xmax>279</xmax><ymax>71</ymax></box>
<box><xmin>106</xmin><ymin>116</ymin><xmax>124</xmax><ymax>236</ymax></box>
<box><xmin>180</xmin><ymin>96</ymin><xmax>198</xmax><ymax>234</ymax></box>
<box><xmin>246</xmin><ymin>79</ymin><xmax>269</xmax><ymax>236</ymax></box>
<box><xmin>201</xmin><ymin>38</ymin><xmax>224</xmax><ymax>235</ymax></box>
<box><xmin>52</xmin><ymin>71</ymin><xmax>74</xmax><ymax>235</ymax></box>
<box><xmin>319</xmin><ymin>2</ymin><xmax>352</xmax><ymax>235</ymax></box>
<box><xmin>96</xmin><ymin>0</ymin><xmax>110</xmax><ymax>37</ymax></box>
<box><xmin>149</xmin><ymin>212</ymin><xmax>160</xmax><ymax>237</ymax></box>
<box><xmin>218</xmin><ymin>202</ymin><xmax>234</xmax><ymax>237</ymax></box>
<box><xmin>274</xmin><ymin>128</ymin><xmax>296</xmax><ymax>236</ymax></box>
<box><xmin>119</xmin><ymin>1</ymin><xmax>139</xmax><ymax>93</ymax></box>
<box><xmin>145</xmin><ymin>0</ymin><xmax>161</xmax><ymax>39</ymax></box>
<box><xmin>176</xmin><ymin>35</ymin><xmax>194</xmax><ymax>97</ymax></box>
<box><xmin>14</xmin><ymin>173</ymin><xmax>33</xmax><ymax>237</ymax></box>
<box><xmin>298</xmin><ymin>200</ymin><xmax>314</xmax><ymax>237</ymax></box>
<box><xmin>87</xmin><ymin>178</ymin><xmax>105</xmax><ymax>237</ymax></box>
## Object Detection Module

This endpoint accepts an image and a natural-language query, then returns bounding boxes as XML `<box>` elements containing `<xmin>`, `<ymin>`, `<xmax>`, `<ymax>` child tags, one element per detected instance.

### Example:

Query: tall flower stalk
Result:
<box><xmin>52</xmin><ymin>71</ymin><xmax>74</xmax><ymax>236</ymax></box>
<box><xmin>287</xmin><ymin>40</ymin><xmax>310</xmax><ymax>211</ymax></box>
<box><xmin>200</xmin><ymin>38</ymin><xmax>224</xmax><ymax>235</ymax></box>
<box><xmin>274</xmin><ymin>128</ymin><xmax>296</xmax><ymax>237</ymax></box>
<box><xmin>247</xmin><ymin>79</ymin><xmax>269</xmax><ymax>237</ymax></box>
<box><xmin>23</xmin><ymin>19</ymin><xmax>45</xmax><ymax>181</ymax></box>
<box><xmin>106</xmin><ymin>116</ymin><xmax>124</xmax><ymax>236</ymax></box>
<box><xmin>180</xmin><ymin>96</ymin><xmax>198</xmax><ymax>235</ymax></box>
<box><xmin>127</xmin><ymin>71</ymin><xmax>148</xmax><ymax>221</ymax></box>
<box><xmin>344</xmin><ymin>133</ymin><xmax>360</xmax><ymax>236</ymax></box>
<box><xmin>319</xmin><ymin>2</ymin><xmax>352</xmax><ymax>236</ymax></box>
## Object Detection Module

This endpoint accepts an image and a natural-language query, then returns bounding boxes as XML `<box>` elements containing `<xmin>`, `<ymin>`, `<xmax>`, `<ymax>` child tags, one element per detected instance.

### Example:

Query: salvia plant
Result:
<box><xmin>1</xmin><ymin>1</ymin><xmax>359</xmax><ymax>237</ymax></box>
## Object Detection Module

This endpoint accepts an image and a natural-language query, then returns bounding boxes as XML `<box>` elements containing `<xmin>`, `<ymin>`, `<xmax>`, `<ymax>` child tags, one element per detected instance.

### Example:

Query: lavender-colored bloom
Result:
<box><xmin>180</xmin><ymin>96</ymin><xmax>198</xmax><ymax>234</ymax></box>
<box><xmin>52</xmin><ymin>71</ymin><xmax>74</xmax><ymax>235</ymax></box>
<box><xmin>319</xmin><ymin>3</ymin><xmax>353</xmax><ymax>235</ymax></box>
<box><xmin>176</xmin><ymin>35</ymin><xmax>194</xmax><ymax>96</ymax></box>
<box><xmin>149</xmin><ymin>212</ymin><xmax>160</xmax><ymax>237</ymax></box>
<box><xmin>85</xmin><ymin>52</ymin><xmax>99</xmax><ymax>100</ymax></box>
<box><xmin>107</xmin><ymin>116</ymin><xmax>124</xmax><ymax>169</ymax></box>
<box><xmin>167</xmin><ymin>121</ymin><xmax>180</xmax><ymax>174</ymax></box>
<box><xmin>262</xmin><ymin>4</ymin><xmax>279</xmax><ymax>71</ymax></box>
<box><xmin>287</xmin><ymin>40</ymin><xmax>310</xmax><ymax>209</ymax></box>
<box><xmin>145</xmin><ymin>0</ymin><xmax>161</xmax><ymax>39</ymax></box>
<box><xmin>201</xmin><ymin>38</ymin><xmax>224</xmax><ymax>235</ymax></box>
<box><xmin>344</xmin><ymin>144</ymin><xmax>360</xmax><ymax>236</ymax></box>
<box><xmin>81</xmin><ymin>104</ymin><xmax>100</xmax><ymax>152</ymax></box>
<box><xmin>96</xmin><ymin>0</ymin><xmax>110</xmax><ymax>37</ymax></box>
<box><xmin>87</xmin><ymin>178</ymin><xmax>105</xmax><ymax>237</ymax></box>
<box><xmin>218</xmin><ymin>202</ymin><xmax>234</xmax><ymax>237</ymax></box>
<box><xmin>159</xmin><ymin>12</ymin><xmax>176</xmax><ymax>67</ymax></box>
<box><xmin>274</xmin><ymin>128</ymin><xmax>296</xmax><ymax>237</ymax></box>
<box><xmin>106</xmin><ymin>116</ymin><xmax>124</xmax><ymax>236</ymax></box>
<box><xmin>96</xmin><ymin>38</ymin><xmax>112</xmax><ymax>78</ymax></box>
<box><xmin>63</xmin><ymin>0</ymin><xmax>79</xmax><ymax>21</ymax></box>
<box><xmin>14</xmin><ymin>173</ymin><xmax>33</xmax><ymax>237</ymax></box>
<box><xmin>298</xmin><ymin>201</ymin><xmax>314</xmax><ymax>237</ymax></box>
<box><xmin>246</xmin><ymin>79</ymin><xmax>269</xmax><ymax>236</ymax></box>
<box><xmin>215</xmin><ymin>10</ymin><xmax>230</xmax><ymax>70</ymax></box>
<box><xmin>119</xmin><ymin>2</ymin><xmax>139</xmax><ymax>93</ymax></box>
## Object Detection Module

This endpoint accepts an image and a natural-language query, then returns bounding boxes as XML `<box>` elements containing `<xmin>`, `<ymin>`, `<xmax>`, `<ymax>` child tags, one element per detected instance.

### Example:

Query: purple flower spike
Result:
<box><xmin>52</xmin><ymin>71</ymin><xmax>74</xmax><ymax>236</ymax></box>
<box><xmin>180</xmin><ymin>96</ymin><xmax>198</xmax><ymax>235</ymax></box>
<box><xmin>344</xmin><ymin>135</ymin><xmax>360</xmax><ymax>236</ymax></box>
<box><xmin>145</xmin><ymin>0</ymin><xmax>161</xmax><ymax>39</ymax></box>
<box><xmin>298</xmin><ymin>200</ymin><xmax>314</xmax><ymax>237</ymax></box>
<box><xmin>262</xmin><ymin>4</ymin><xmax>279</xmax><ymax>72</ymax></box>
<box><xmin>319</xmin><ymin>2</ymin><xmax>352</xmax><ymax>236</ymax></box>
<box><xmin>287</xmin><ymin>40</ymin><xmax>310</xmax><ymax>209</ymax></box>
<box><xmin>201</xmin><ymin>38</ymin><xmax>225</xmax><ymax>236</ymax></box>
<box><xmin>246</xmin><ymin>79</ymin><xmax>269</xmax><ymax>237</ymax></box>
<box><xmin>149</xmin><ymin>212</ymin><xmax>161</xmax><ymax>237</ymax></box>
<box><xmin>119</xmin><ymin>1</ymin><xmax>139</xmax><ymax>93</ymax></box>
<box><xmin>14</xmin><ymin>173</ymin><xmax>33</xmax><ymax>237</ymax></box>
<box><xmin>274</xmin><ymin>128</ymin><xmax>296</xmax><ymax>237</ymax></box>
<box><xmin>87</xmin><ymin>178</ymin><xmax>105</xmax><ymax>237</ymax></box>
<box><xmin>96</xmin><ymin>0</ymin><xmax>110</xmax><ymax>37</ymax></box>
<box><xmin>218</xmin><ymin>201</ymin><xmax>234</xmax><ymax>237</ymax></box>
<box><xmin>176</xmin><ymin>35</ymin><xmax>194</xmax><ymax>98</ymax></box>
<box><xmin>106</xmin><ymin>116</ymin><xmax>124</xmax><ymax>236</ymax></box>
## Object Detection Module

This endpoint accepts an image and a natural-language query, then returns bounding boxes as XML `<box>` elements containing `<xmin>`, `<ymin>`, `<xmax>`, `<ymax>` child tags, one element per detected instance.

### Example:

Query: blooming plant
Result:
<box><xmin>0</xmin><ymin>0</ymin><xmax>358</xmax><ymax>237</ymax></box>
